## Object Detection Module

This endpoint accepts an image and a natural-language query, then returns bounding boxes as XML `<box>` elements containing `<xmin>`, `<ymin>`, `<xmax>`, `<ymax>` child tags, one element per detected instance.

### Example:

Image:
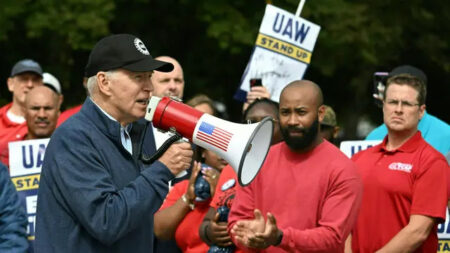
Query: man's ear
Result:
<box><xmin>7</xmin><ymin>77</ymin><xmax>15</xmax><ymax>92</ymax></box>
<box><xmin>96</xmin><ymin>72</ymin><xmax>112</xmax><ymax>96</ymax></box>
<box><xmin>318</xmin><ymin>105</ymin><xmax>326</xmax><ymax>123</ymax></box>
<box><xmin>418</xmin><ymin>104</ymin><xmax>426</xmax><ymax>120</ymax></box>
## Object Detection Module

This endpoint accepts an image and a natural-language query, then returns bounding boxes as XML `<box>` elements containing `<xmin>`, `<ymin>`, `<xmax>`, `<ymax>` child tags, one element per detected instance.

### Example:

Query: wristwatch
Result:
<box><xmin>181</xmin><ymin>194</ymin><xmax>195</xmax><ymax>210</ymax></box>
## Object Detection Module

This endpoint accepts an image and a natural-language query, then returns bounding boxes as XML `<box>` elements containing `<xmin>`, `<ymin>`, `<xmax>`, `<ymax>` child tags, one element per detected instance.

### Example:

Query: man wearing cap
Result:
<box><xmin>0</xmin><ymin>59</ymin><xmax>43</xmax><ymax>167</ymax></box>
<box><xmin>35</xmin><ymin>34</ymin><xmax>194</xmax><ymax>253</ymax></box>
<box><xmin>151</xmin><ymin>56</ymin><xmax>185</xmax><ymax>99</ymax></box>
<box><xmin>320</xmin><ymin>105</ymin><xmax>340</xmax><ymax>144</ymax></box>
<box><xmin>366</xmin><ymin>65</ymin><xmax>450</xmax><ymax>157</ymax></box>
<box><xmin>348</xmin><ymin>66</ymin><xmax>448</xmax><ymax>252</ymax></box>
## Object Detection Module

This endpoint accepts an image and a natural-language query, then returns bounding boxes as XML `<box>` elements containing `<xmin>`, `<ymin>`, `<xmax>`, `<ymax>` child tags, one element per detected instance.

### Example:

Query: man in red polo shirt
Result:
<box><xmin>0</xmin><ymin>59</ymin><xmax>43</xmax><ymax>167</ymax></box>
<box><xmin>349</xmin><ymin>66</ymin><xmax>448</xmax><ymax>252</ymax></box>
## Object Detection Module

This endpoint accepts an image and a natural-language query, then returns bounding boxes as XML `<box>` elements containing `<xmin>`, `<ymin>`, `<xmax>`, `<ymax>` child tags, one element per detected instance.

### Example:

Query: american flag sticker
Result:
<box><xmin>197</xmin><ymin>122</ymin><xmax>233</xmax><ymax>151</ymax></box>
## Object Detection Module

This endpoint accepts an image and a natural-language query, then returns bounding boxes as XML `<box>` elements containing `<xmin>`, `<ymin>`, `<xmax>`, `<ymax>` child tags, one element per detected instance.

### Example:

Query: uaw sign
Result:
<box><xmin>9</xmin><ymin>138</ymin><xmax>49</xmax><ymax>252</ymax></box>
<box><xmin>340</xmin><ymin>140</ymin><xmax>450</xmax><ymax>252</ymax></box>
<box><xmin>438</xmin><ymin>208</ymin><xmax>450</xmax><ymax>252</ymax></box>
<box><xmin>239</xmin><ymin>4</ymin><xmax>321</xmax><ymax>102</ymax></box>
<box><xmin>339</xmin><ymin>140</ymin><xmax>382</xmax><ymax>158</ymax></box>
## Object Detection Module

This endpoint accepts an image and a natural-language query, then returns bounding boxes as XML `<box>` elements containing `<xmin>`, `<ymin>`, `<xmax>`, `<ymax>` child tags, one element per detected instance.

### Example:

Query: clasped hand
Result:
<box><xmin>231</xmin><ymin>209</ymin><xmax>281</xmax><ymax>249</ymax></box>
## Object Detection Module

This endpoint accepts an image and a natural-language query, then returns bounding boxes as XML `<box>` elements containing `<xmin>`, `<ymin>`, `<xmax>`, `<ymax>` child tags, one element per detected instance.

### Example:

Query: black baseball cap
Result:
<box><xmin>85</xmin><ymin>34</ymin><xmax>174</xmax><ymax>77</ymax></box>
<box><xmin>388</xmin><ymin>65</ymin><xmax>427</xmax><ymax>84</ymax></box>
<box><xmin>10</xmin><ymin>59</ymin><xmax>43</xmax><ymax>77</ymax></box>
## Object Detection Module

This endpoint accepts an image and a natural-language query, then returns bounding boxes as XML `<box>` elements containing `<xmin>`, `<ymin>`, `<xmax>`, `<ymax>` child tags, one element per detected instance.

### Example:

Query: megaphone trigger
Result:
<box><xmin>141</xmin><ymin>131</ymin><xmax>183</xmax><ymax>164</ymax></box>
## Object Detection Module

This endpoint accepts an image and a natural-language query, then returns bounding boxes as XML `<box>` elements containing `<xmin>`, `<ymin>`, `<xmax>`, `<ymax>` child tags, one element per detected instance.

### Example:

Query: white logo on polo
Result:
<box><xmin>134</xmin><ymin>38</ymin><xmax>149</xmax><ymax>55</ymax></box>
<box><xmin>388</xmin><ymin>162</ymin><xmax>413</xmax><ymax>173</ymax></box>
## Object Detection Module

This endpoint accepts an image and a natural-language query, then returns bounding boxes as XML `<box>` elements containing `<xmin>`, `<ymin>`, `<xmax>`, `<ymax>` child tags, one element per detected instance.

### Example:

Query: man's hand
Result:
<box><xmin>232</xmin><ymin>210</ymin><xmax>282</xmax><ymax>249</ymax></box>
<box><xmin>209</xmin><ymin>212</ymin><xmax>233</xmax><ymax>247</ymax></box>
<box><xmin>158</xmin><ymin>142</ymin><xmax>193</xmax><ymax>175</ymax></box>
<box><xmin>253</xmin><ymin>212</ymin><xmax>282</xmax><ymax>247</ymax></box>
<box><xmin>231</xmin><ymin>209</ymin><xmax>266</xmax><ymax>248</ymax></box>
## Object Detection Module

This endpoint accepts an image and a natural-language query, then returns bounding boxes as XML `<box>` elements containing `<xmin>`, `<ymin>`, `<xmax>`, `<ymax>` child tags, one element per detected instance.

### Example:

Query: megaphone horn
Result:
<box><xmin>145</xmin><ymin>96</ymin><xmax>273</xmax><ymax>186</ymax></box>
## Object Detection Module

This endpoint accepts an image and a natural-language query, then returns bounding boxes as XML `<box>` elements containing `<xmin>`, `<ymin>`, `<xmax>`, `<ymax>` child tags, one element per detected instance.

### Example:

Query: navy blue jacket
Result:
<box><xmin>0</xmin><ymin>162</ymin><xmax>28</xmax><ymax>253</ymax></box>
<box><xmin>35</xmin><ymin>98</ymin><xmax>174</xmax><ymax>253</ymax></box>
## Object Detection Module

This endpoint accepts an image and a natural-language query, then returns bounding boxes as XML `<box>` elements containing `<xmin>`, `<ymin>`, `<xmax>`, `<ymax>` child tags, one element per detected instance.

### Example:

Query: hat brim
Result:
<box><xmin>122</xmin><ymin>58</ymin><xmax>174</xmax><ymax>73</ymax></box>
<box><xmin>12</xmin><ymin>69</ymin><xmax>43</xmax><ymax>78</ymax></box>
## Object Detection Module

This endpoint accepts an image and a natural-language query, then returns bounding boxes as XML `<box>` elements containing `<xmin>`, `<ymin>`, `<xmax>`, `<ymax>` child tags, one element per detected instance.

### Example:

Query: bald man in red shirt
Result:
<box><xmin>228</xmin><ymin>81</ymin><xmax>363</xmax><ymax>252</ymax></box>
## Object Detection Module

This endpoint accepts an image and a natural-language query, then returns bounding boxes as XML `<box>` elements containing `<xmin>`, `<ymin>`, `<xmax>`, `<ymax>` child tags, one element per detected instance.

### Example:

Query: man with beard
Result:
<box><xmin>227</xmin><ymin>80</ymin><xmax>363</xmax><ymax>252</ymax></box>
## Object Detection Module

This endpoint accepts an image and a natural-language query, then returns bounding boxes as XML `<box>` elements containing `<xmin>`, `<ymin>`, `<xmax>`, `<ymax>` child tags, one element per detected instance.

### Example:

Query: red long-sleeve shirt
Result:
<box><xmin>228</xmin><ymin>141</ymin><xmax>363</xmax><ymax>252</ymax></box>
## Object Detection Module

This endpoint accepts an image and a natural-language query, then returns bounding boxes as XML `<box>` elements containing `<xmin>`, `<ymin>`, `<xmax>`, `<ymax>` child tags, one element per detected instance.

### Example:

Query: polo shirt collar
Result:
<box><xmin>378</xmin><ymin>131</ymin><xmax>422</xmax><ymax>153</ymax></box>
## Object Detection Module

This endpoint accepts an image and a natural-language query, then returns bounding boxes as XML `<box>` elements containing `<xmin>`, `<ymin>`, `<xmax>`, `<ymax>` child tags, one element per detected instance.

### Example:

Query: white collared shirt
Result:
<box><xmin>90</xmin><ymin>98</ymin><xmax>133</xmax><ymax>154</ymax></box>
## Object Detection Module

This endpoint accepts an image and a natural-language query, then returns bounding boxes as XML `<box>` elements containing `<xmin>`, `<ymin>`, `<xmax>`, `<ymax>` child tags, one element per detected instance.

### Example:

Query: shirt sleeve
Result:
<box><xmin>160</xmin><ymin>181</ymin><xmax>188</xmax><ymax>210</ymax></box>
<box><xmin>46</xmin><ymin>129</ymin><xmax>174</xmax><ymax>246</ymax></box>
<box><xmin>0</xmin><ymin>164</ymin><xmax>28</xmax><ymax>252</ymax></box>
<box><xmin>411</xmin><ymin>157</ymin><xmax>448</xmax><ymax>221</ymax></box>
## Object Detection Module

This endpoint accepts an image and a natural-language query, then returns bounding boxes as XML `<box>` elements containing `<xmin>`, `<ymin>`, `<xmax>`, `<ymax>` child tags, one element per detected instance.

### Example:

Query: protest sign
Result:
<box><xmin>9</xmin><ymin>138</ymin><xmax>50</xmax><ymax>251</ymax></box>
<box><xmin>238</xmin><ymin>4</ymin><xmax>321</xmax><ymax>102</ymax></box>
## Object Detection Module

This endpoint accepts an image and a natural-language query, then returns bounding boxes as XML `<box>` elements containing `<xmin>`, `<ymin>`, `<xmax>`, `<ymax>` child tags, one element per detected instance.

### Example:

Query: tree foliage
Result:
<box><xmin>0</xmin><ymin>0</ymin><xmax>448</xmax><ymax>139</ymax></box>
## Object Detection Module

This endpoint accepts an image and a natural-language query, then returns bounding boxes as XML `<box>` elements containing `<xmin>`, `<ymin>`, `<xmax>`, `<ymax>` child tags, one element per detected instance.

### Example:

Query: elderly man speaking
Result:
<box><xmin>35</xmin><ymin>34</ymin><xmax>193</xmax><ymax>253</ymax></box>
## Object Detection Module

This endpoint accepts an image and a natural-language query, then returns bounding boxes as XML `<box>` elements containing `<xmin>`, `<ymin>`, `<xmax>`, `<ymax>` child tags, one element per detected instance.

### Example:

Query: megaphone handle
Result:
<box><xmin>141</xmin><ymin>132</ymin><xmax>183</xmax><ymax>164</ymax></box>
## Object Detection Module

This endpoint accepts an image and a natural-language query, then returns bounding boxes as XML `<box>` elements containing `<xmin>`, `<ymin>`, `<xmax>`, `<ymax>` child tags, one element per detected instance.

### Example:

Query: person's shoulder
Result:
<box><xmin>0</xmin><ymin>162</ymin><xmax>9</xmax><ymax>182</ymax></box>
<box><xmin>49</xmin><ymin>111</ymin><xmax>92</xmax><ymax>148</ymax></box>
<box><xmin>0</xmin><ymin>103</ymin><xmax>12</xmax><ymax>112</ymax></box>
<box><xmin>417</xmin><ymin>139</ymin><xmax>447</xmax><ymax>164</ymax></box>
<box><xmin>319</xmin><ymin>141</ymin><xmax>354</xmax><ymax>163</ymax></box>
<box><xmin>365</xmin><ymin>124</ymin><xmax>387</xmax><ymax>140</ymax></box>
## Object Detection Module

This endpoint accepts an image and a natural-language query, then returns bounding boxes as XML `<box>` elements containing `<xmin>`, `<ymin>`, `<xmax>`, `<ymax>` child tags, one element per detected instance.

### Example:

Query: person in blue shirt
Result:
<box><xmin>366</xmin><ymin>65</ymin><xmax>450</xmax><ymax>157</ymax></box>
<box><xmin>0</xmin><ymin>162</ymin><xmax>28</xmax><ymax>252</ymax></box>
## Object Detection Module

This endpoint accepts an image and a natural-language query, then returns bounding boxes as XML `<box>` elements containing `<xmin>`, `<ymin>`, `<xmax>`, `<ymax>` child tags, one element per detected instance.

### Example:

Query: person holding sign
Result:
<box><xmin>228</xmin><ymin>81</ymin><xmax>363</xmax><ymax>252</ymax></box>
<box><xmin>35</xmin><ymin>34</ymin><xmax>193</xmax><ymax>253</ymax></box>
<box><xmin>348</xmin><ymin>67</ymin><xmax>448</xmax><ymax>252</ymax></box>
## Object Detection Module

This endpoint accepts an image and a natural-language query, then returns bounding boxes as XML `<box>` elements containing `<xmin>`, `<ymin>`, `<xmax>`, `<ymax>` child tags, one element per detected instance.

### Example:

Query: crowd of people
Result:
<box><xmin>0</xmin><ymin>33</ymin><xmax>449</xmax><ymax>253</ymax></box>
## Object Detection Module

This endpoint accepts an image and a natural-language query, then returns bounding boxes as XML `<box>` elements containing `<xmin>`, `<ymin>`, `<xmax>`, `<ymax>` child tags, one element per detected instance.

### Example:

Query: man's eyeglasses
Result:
<box><xmin>384</xmin><ymin>99</ymin><xmax>420</xmax><ymax>109</ymax></box>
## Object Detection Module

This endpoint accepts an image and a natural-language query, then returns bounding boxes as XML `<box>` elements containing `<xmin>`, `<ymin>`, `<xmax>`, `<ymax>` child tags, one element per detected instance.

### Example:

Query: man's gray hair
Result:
<box><xmin>86</xmin><ymin>70</ymin><xmax>116</xmax><ymax>96</ymax></box>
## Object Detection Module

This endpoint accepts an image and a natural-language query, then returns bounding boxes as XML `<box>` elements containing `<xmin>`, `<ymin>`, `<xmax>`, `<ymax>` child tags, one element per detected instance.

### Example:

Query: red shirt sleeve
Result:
<box><xmin>411</xmin><ymin>157</ymin><xmax>448</xmax><ymax>221</ymax></box>
<box><xmin>227</xmin><ymin>180</ymin><xmax>258</xmax><ymax>252</ymax></box>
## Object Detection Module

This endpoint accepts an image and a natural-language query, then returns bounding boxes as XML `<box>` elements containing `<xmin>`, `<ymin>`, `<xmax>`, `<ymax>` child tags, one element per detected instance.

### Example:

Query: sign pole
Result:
<box><xmin>295</xmin><ymin>0</ymin><xmax>306</xmax><ymax>17</ymax></box>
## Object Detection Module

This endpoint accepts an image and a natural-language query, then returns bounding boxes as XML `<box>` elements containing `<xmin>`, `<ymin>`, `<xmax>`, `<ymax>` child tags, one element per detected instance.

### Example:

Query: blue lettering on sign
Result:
<box><xmin>22</xmin><ymin>145</ymin><xmax>34</xmax><ymax>169</ymax></box>
<box><xmin>272</xmin><ymin>12</ymin><xmax>311</xmax><ymax>44</ymax></box>
<box><xmin>36</xmin><ymin>144</ymin><xmax>45</xmax><ymax>168</ymax></box>
<box><xmin>21</xmin><ymin>144</ymin><xmax>46</xmax><ymax>169</ymax></box>
<box><xmin>438</xmin><ymin>217</ymin><xmax>450</xmax><ymax>234</ymax></box>
<box><xmin>350</xmin><ymin>145</ymin><xmax>373</xmax><ymax>156</ymax></box>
